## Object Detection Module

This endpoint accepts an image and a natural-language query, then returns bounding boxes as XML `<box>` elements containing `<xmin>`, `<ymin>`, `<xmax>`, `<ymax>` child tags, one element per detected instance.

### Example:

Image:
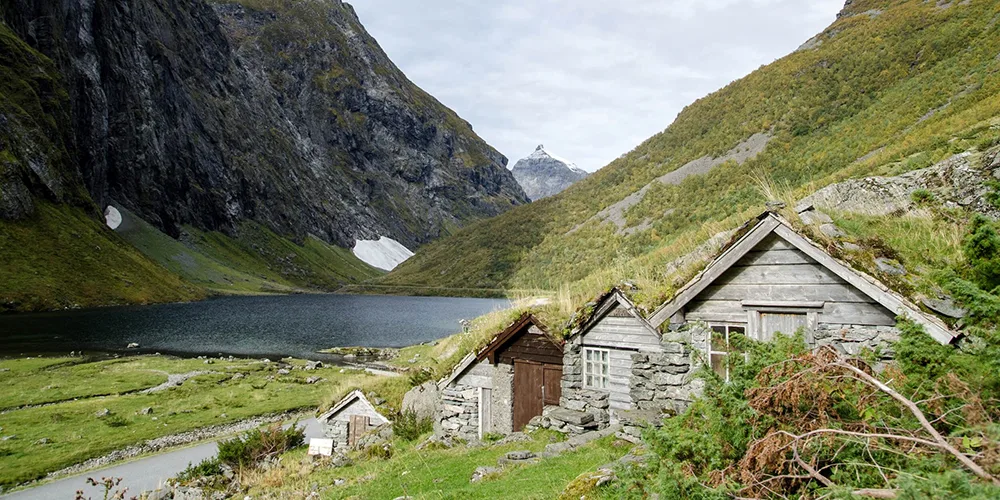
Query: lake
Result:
<box><xmin>0</xmin><ymin>294</ymin><xmax>509</xmax><ymax>360</ymax></box>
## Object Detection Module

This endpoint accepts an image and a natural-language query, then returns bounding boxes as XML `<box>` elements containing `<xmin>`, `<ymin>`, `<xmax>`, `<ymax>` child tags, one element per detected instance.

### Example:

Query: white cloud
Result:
<box><xmin>350</xmin><ymin>0</ymin><xmax>845</xmax><ymax>171</ymax></box>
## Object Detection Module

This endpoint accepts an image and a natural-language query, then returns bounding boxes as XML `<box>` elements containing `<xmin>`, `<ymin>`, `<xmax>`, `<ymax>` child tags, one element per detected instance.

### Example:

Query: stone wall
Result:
<box><xmin>436</xmin><ymin>383</ymin><xmax>479</xmax><ymax>441</ymax></box>
<box><xmin>815</xmin><ymin>324</ymin><xmax>900</xmax><ymax>358</ymax></box>
<box><xmin>491</xmin><ymin>363</ymin><xmax>514</xmax><ymax>435</ymax></box>
<box><xmin>557</xmin><ymin>341</ymin><xmax>611</xmax><ymax>432</ymax></box>
<box><xmin>322</xmin><ymin>419</ymin><xmax>350</xmax><ymax>450</ymax></box>
<box><xmin>629</xmin><ymin>325</ymin><xmax>709</xmax><ymax>415</ymax></box>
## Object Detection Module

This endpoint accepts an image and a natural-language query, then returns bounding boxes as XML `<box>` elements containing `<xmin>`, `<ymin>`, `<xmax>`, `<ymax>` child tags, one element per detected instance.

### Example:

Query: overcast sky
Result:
<box><xmin>351</xmin><ymin>1</ymin><xmax>845</xmax><ymax>172</ymax></box>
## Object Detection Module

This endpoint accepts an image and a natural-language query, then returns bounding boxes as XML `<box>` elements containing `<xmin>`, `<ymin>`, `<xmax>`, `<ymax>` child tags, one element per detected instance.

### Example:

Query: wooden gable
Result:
<box><xmin>572</xmin><ymin>288</ymin><xmax>662</xmax><ymax>351</ymax></box>
<box><xmin>477</xmin><ymin>314</ymin><xmax>562</xmax><ymax>366</ymax></box>
<box><xmin>648</xmin><ymin>213</ymin><xmax>957</xmax><ymax>345</ymax></box>
<box><xmin>318</xmin><ymin>390</ymin><xmax>390</xmax><ymax>425</ymax></box>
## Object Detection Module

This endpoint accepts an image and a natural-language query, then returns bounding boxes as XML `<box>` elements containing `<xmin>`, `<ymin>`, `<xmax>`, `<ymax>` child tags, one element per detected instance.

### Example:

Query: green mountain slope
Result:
<box><xmin>116</xmin><ymin>208</ymin><xmax>381</xmax><ymax>295</ymax></box>
<box><xmin>382</xmin><ymin>0</ymin><xmax>1000</xmax><ymax>307</ymax></box>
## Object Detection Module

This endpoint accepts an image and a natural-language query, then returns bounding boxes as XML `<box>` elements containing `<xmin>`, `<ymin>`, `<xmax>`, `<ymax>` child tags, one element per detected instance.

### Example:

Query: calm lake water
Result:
<box><xmin>0</xmin><ymin>294</ymin><xmax>509</xmax><ymax>360</ymax></box>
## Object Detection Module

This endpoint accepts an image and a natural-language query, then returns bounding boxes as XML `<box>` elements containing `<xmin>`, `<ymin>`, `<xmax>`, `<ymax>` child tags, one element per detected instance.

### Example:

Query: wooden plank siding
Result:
<box><xmin>685</xmin><ymin>234</ymin><xmax>896</xmax><ymax>329</ymax></box>
<box><xmin>498</xmin><ymin>331</ymin><xmax>564</xmax><ymax>366</ymax></box>
<box><xmin>582</xmin><ymin>316</ymin><xmax>663</xmax><ymax>352</ymax></box>
<box><xmin>607</xmin><ymin>350</ymin><xmax>633</xmax><ymax>413</ymax></box>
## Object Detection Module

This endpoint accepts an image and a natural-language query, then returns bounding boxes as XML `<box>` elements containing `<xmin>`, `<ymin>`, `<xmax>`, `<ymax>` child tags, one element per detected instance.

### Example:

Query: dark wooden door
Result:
<box><xmin>348</xmin><ymin>415</ymin><xmax>369</xmax><ymax>446</ymax></box>
<box><xmin>513</xmin><ymin>360</ymin><xmax>543</xmax><ymax>431</ymax></box>
<box><xmin>514</xmin><ymin>361</ymin><xmax>563</xmax><ymax>430</ymax></box>
<box><xmin>543</xmin><ymin>364</ymin><xmax>562</xmax><ymax>406</ymax></box>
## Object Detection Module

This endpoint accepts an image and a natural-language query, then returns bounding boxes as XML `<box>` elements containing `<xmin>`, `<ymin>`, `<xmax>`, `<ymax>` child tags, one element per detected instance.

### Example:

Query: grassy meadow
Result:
<box><xmin>0</xmin><ymin>355</ymin><xmax>382</xmax><ymax>489</ymax></box>
<box><xmin>244</xmin><ymin>432</ymin><xmax>632</xmax><ymax>499</ymax></box>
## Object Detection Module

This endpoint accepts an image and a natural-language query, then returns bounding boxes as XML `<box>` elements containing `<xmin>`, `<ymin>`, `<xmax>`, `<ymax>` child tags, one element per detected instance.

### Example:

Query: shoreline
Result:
<box><xmin>0</xmin><ymin>286</ymin><xmax>521</xmax><ymax>316</ymax></box>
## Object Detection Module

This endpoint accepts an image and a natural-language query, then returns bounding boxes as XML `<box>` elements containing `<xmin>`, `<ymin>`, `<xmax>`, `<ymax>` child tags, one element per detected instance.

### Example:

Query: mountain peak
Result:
<box><xmin>512</xmin><ymin>145</ymin><xmax>588</xmax><ymax>201</ymax></box>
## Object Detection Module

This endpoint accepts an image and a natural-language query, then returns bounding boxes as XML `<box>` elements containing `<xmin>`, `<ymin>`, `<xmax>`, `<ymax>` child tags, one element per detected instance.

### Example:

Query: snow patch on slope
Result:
<box><xmin>352</xmin><ymin>236</ymin><xmax>414</xmax><ymax>271</ymax></box>
<box><xmin>105</xmin><ymin>206</ymin><xmax>122</xmax><ymax>230</ymax></box>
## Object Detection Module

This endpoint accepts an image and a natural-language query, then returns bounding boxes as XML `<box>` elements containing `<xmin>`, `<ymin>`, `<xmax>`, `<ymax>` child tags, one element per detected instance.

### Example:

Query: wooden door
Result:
<box><xmin>348</xmin><ymin>415</ymin><xmax>369</xmax><ymax>446</ymax></box>
<box><xmin>760</xmin><ymin>313</ymin><xmax>808</xmax><ymax>342</ymax></box>
<box><xmin>543</xmin><ymin>364</ymin><xmax>562</xmax><ymax>406</ymax></box>
<box><xmin>513</xmin><ymin>360</ymin><xmax>544</xmax><ymax>431</ymax></box>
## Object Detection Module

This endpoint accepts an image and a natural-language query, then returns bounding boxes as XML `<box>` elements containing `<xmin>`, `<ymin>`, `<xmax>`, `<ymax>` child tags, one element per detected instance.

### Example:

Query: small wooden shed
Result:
<box><xmin>318</xmin><ymin>390</ymin><xmax>390</xmax><ymax>450</ymax></box>
<box><xmin>437</xmin><ymin>313</ymin><xmax>563</xmax><ymax>440</ymax></box>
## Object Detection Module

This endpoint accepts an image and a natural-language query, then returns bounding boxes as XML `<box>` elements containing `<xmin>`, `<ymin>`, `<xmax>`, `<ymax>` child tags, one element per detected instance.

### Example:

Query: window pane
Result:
<box><xmin>712</xmin><ymin>332</ymin><xmax>728</xmax><ymax>352</ymax></box>
<box><xmin>730</xmin><ymin>326</ymin><xmax>745</xmax><ymax>335</ymax></box>
<box><xmin>711</xmin><ymin>325</ymin><xmax>726</xmax><ymax>334</ymax></box>
<box><xmin>710</xmin><ymin>353</ymin><xmax>727</xmax><ymax>378</ymax></box>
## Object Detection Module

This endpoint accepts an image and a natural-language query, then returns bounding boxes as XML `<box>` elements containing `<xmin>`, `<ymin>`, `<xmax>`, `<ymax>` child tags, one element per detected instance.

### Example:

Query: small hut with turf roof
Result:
<box><xmin>319</xmin><ymin>390</ymin><xmax>390</xmax><ymax>450</ymax></box>
<box><xmin>435</xmin><ymin>313</ymin><xmax>563</xmax><ymax>441</ymax></box>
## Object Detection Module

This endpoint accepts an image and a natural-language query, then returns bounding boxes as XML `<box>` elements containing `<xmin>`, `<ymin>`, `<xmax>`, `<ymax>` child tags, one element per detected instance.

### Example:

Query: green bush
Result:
<box><xmin>910</xmin><ymin>188</ymin><xmax>934</xmax><ymax>205</ymax></box>
<box><xmin>962</xmin><ymin>215</ymin><xmax>1000</xmax><ymax>291</ymax></box>
<box><xmin>216</xmin><ymin>423</ymin><xmax>305</xmax><ymax>470</ymax></box>
<box><xmin>392</xmin><ymin>409</ymin><xmax>432</xmax><ymax>442</ymax></box>
<box><xmin>177</xmin><ymin>457</ymin><xmax>223</xmax><ymax>481</ymax></box>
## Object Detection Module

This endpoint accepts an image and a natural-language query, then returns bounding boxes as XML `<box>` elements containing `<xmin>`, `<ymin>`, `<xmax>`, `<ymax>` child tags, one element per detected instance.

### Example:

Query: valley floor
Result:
<box><xmin>0</xmin><ymin>355</ymin><xmax>383</xmax><ymax>492</ymax></box>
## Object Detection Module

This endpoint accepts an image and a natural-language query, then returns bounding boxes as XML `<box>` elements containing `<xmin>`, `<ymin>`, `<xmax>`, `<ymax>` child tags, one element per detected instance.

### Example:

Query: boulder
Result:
<box><xmin>470</xmin><ymin>466</ymin><xmax>500</xmax><ymax>483</ymax></box>
<box><xmin>921</xmin><ymin>297</ymin><xmax>967</xmax><ymax>319</ymax></box>
<box><xmin>875</xmin><ymin>258</ymin><xmax>906</xmax><ymax>276</ymax></box>
<box><xmin>401</xmin><ymin>381</ymin><xmax>439</xmax><ymax>421</ymax></box>
<box><xmin>819</xmin><ymin>223</ymin><xmax>845</xmax><ymax>238</ymax></box>
<box><xmin>547</xmin><ymin>408</ymin><xmax>594</xmax><ymax>426</ymax></box>
<box><xmin>797</xmin><ymin>153</ymin><xmax>1000</xmax><ymax>219</ymax></box>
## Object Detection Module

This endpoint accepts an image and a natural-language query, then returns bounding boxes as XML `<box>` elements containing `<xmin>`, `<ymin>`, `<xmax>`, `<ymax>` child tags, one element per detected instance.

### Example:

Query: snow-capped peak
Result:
<box><xmin>525</xmin><ymin>145</ymin><xmax>585</xmax><ymax>174</ymax></box>
<box><xmin>510</xmin><ymin>144</ymin><xmax>589</xmax><ymax>201</ymax></box>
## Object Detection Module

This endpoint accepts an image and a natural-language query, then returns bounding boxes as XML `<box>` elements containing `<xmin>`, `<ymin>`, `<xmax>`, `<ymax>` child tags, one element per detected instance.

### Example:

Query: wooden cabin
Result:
<box><xmin>648</xmin><ymin>212</ymin><xmax>956</xmax><ymax>346</ymax></box>
<box><xmin>318</xmin><ymin>390</ymin><xmax>390</xmax><ymax>450</ymax></box>
<box><xmin>436</xmin><ymin>314</ymin><xmax>563</xmax><ymax>440</ymax></box>
<box><xmin>556</xmin><ymin>289</ymin><xmax>667</xmax><ymax>430</ymax></box>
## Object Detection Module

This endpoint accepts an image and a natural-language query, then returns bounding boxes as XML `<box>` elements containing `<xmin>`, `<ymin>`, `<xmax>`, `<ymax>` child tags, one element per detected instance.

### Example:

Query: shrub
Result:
<box><xmin>962</xmin><ymin>215</ymin><xmax>1000</xmax><ymax>291</ymax></box>
<box><xmin>216</xmin><ymin>423</ymin><xmax>305</xmax><ymax>470</ymax></box>
<box><xmin>360</xmin><ymin>442</ymin><xmax>393</xmax><ymax>460</ymax></box>
<box><xmin>392</xmin><ymin>409</ymin><xmax>432</xmax><ymax>442</ymax></box>
<box><xmin>177</xmin><ymin>457</ymin><xmax>222</xmax><ymax>481</ymax></box>
<box><xmin>910</xmin><ymin>188</ymin><xmax>934</xmax><ymax>205</ymax></box>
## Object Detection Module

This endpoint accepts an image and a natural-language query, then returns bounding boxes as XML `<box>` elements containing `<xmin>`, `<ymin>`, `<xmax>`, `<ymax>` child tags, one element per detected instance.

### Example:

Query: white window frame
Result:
<box><xmin>583</xmin><ymin>347</ymin><xmax>610</xmax><ymax>390</ymax></box>
<box><xmin>708</xmin><ymin>324</ymin><xmax>746</xmax><ymax>382</ymax></box>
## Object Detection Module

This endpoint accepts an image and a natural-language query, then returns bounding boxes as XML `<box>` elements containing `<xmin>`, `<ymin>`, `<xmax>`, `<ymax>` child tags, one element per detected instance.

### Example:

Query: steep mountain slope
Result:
<box><xmin>512</xmin><ymin>145</ymin><xmax>589</xmax><ymax>201</ymax></box>
<box><xmin>382</xmin><ymin>0</ymin><xmax>1000</xmax><ymax>304</ymax></box>
<box><xmin>0</xmin><ymin>21</ymin><xmax>203</xmax><ymax>312</ymax></box>
<box><xmin>0</xmin><ymin>0</ymin><xmax>527</xmax><ymax>310</ymax></box>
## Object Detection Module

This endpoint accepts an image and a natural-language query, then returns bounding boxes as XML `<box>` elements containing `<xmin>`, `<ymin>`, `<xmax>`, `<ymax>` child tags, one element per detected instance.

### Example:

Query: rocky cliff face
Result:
<box><xmin>0</xmin><ymin>0</ymin><xmax>527</xmax><ymax>249</ymax></box>
<box><xmin>511</xmin><ymin>145</ymin><xmax>588</xmax><ymax>201</ymax></box>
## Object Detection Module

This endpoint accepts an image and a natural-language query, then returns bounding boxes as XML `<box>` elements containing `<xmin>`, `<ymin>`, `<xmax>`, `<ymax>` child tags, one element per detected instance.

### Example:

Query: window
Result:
<box><xmin>709</xmin><ymin>325</ymin><xmax>745</xmax><ymax>382</ymax></box>
<box><xmin>584</xmin><ymin>348</ymin><xmax>609</xmax><ymax>389</ymax></box>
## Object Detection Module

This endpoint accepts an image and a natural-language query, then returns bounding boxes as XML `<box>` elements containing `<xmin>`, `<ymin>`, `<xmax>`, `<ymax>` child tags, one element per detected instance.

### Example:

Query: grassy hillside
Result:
<box><xmin>116</xmin><ymin>208</ymin><xmax>382</xmax><ymax>295</ymax></box>
<box><xmin>0</xmin><ymin>203</ymin><xmax>204</xmax><ymax>313</ymax></box>
<box><xmin>383</xmin><ymin>0</ymin><xmax>1000</xmax><ymax>310</ymax></box>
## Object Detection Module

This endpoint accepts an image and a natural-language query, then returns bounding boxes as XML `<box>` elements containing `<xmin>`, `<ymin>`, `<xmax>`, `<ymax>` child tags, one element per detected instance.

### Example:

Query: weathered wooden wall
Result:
<box><xmin>686</xmin><ymin>235</ymin><xmax>895</xmax><ymax>328</ymax></box>
<box><xmin>325</xmin><ymin>397</ymin><xmax>389</xmax><ymax>425</ymax></box>
<box><xmin>497</xmin><ymin>325</ymin><xmax>563</xmax><ymax>365</ymax></box>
